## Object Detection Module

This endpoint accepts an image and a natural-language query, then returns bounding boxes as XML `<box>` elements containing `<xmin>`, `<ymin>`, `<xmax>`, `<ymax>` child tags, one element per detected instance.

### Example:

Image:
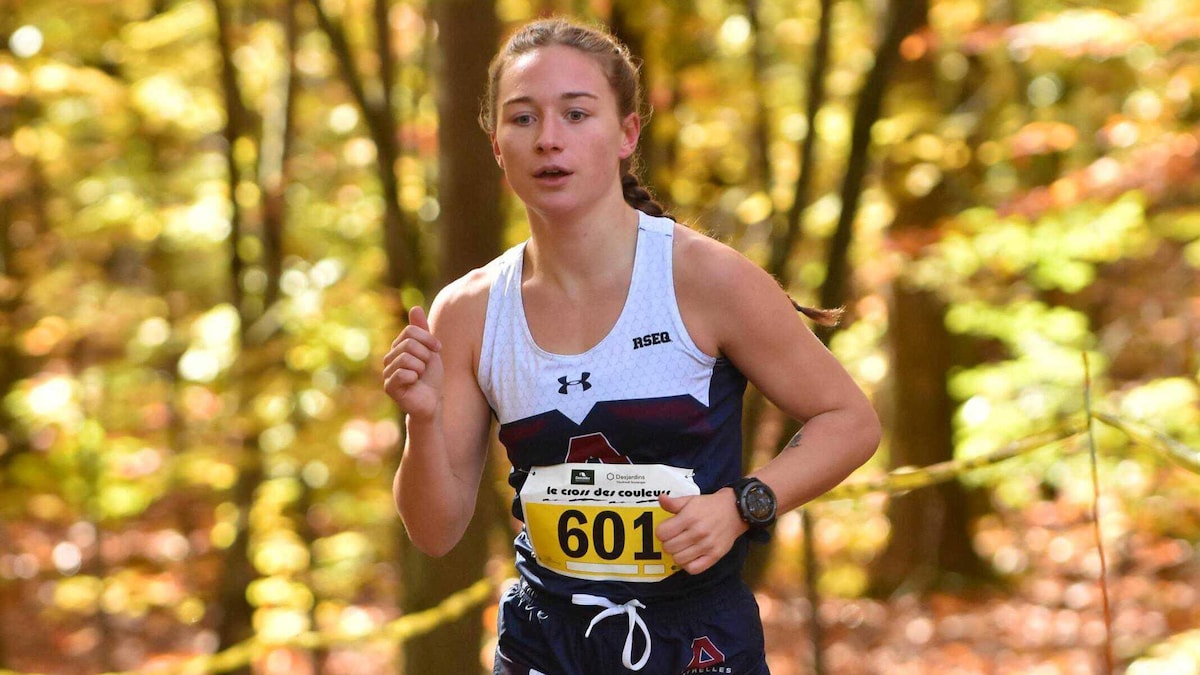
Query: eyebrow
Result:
<box><xmin>501</xmin><ymin>91</ymin><xmax>600</xmax><ymax>108</ymax></box>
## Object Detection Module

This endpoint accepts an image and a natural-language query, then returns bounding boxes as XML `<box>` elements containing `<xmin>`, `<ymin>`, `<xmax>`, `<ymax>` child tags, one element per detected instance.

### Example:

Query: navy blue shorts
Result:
<box><xmin>493</xmin><ymin>579</ymin><xmax>770</xmax><ymax>675</ymax></box>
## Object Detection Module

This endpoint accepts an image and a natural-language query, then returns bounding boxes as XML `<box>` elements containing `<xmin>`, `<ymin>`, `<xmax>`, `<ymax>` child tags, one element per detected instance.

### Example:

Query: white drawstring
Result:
<box><xmin>571</xmin><ymin>594</ymin><xmax>651</xmax><ymax>671</ymax></box>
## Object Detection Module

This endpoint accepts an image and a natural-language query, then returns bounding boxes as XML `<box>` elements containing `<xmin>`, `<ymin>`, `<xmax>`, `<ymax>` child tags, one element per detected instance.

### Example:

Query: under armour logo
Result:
<box><xmin>557</xmin><ymin>372</ymin><xmax>592</xmax><ymax>394</ymax></box>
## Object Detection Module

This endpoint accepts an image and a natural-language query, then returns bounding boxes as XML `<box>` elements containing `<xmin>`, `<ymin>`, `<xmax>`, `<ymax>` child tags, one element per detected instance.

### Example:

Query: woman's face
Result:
<box><xmin>491</xmin><ymin>45</ymin><xmax>640</xmax><ymax>220</ymax></box>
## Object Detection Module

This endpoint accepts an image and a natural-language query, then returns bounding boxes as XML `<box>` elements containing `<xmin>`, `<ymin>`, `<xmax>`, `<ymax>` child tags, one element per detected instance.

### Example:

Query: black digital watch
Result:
<box><xmin>732</xmin><ymin>476</ymin><xmax>777</xmax><ymax>530</ymax></box>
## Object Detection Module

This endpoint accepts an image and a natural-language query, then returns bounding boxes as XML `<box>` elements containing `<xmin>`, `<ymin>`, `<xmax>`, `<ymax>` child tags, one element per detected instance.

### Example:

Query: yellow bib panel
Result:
<box><xmin>521</xmin><ymin>463</ymin><xmax>700</xmax><ymax>582</ymax></box>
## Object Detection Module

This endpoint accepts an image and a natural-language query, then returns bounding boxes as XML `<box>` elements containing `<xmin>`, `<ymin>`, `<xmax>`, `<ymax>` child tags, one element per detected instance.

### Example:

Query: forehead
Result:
<box><xmin>499</xmin><ymin>45</ymin><xmax>612</xmax><ymax>101</ymax></box>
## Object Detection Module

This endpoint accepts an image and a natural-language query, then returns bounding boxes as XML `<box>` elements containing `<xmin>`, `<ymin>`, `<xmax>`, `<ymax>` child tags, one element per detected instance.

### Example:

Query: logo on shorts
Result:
<box><xmin>685</xmin><ymin>636</ymin><xmax>730</xmax><ymax>673</ymax></box>
<box><xmin>558</xmin><ymin>372</ymin><xmax>592</xmax><ymax>394</ymax></box>
<box><xmin>570</xmin><ymin>469</ymin><xmax>595</xmax><ymax>485</ymax></box>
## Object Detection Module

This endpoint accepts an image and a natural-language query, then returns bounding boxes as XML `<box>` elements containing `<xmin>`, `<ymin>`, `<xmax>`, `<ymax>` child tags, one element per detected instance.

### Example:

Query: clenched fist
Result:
<box><xmin>382</xmin><ymin>306</ymin><xmax>444</xmax><ymax>420</ymax></box>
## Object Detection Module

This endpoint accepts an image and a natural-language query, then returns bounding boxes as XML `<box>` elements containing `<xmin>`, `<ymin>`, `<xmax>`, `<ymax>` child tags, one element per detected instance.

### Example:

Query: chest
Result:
<box><xmin>520</xmin><ymin>278</ymin><xmax>629</xmax><ymax>355</ymax></box>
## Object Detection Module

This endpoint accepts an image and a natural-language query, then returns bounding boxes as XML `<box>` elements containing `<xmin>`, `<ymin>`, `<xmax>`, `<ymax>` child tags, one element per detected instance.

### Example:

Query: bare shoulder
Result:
<box><xmin>672</xmin><ymin>224</ymin><xmax>780</xmax><ymax>290</ymax></box>
<box><xmin>427</xmin><ymin>263</ymin><xmax>497</xmax><ymax>366</ymax></box>
<box><xmin>430</xmin><ymin>265</ymin><xmax>492</xmax><ymax>321</ymax></box>
<box><xmin>672</xmin><ymin>224</ymin><xmax>792</xmax><ymax>355</ymax></box>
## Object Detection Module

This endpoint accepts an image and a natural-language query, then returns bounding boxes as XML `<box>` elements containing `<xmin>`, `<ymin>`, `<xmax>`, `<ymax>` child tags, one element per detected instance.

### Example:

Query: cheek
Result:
<box><xmin>494</xmin><ymin>140</ymin><xmax>518</xmax><ymax>170</ymax></box>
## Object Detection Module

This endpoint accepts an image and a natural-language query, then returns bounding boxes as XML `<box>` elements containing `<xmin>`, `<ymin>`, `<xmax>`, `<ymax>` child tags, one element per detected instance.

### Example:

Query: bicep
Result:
<box><xmin>427</xmin><ymin>288</ymin><xmax>493</xmax><ymax>485</ymax></box>
<box><xmin>714</xmin><ymin>267</ymin><xmax>867</xmax><ymax>423</ymax></box>
<box><xmin>440</xmin><ymin>362</ymin><xmax>493</xmax><ymax>483</ymax></box>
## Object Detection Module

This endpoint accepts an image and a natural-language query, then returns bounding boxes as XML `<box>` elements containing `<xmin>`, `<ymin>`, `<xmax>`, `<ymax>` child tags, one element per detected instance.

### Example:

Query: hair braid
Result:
<box><xmin>620</xmin><ymin>171</ymin><xmax>667</xmax><ymax>217</ymax></box>
<box><xmin>789</xmin><ymin>297</ymin><xmax>844</xmax><ymax>327</ymax></box>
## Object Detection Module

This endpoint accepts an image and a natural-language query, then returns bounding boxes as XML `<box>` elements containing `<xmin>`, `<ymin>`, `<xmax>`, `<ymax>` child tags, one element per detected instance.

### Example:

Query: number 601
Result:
<box><xmin>557</xmin><ymin>509</ymin><xmax>662</xmax><ymax>561</ymax></box>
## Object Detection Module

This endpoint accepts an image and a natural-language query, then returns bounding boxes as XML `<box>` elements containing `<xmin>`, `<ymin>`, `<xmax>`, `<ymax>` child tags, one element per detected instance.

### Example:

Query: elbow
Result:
<box><xmin>402</xmin><ymin>522</ymin><xmax>462</xmax><ymax>558</ymax></box>
<box><xmin>411</xmin><ymin>536</ymin><xmax>457</xmax><ymax>558</ymax></box>
<box><xmin>857</xmin><ymin>407</ymin><xmax>882</xmax><ymax>466</ymax></box>
<box><xmin>395</xmin><ymin>483</ymin><xmax>471</xmax><ymax>557</ymax></box>
<box><xmin>398</xmin><ymin>498</ymin><xmax>470</xmax><ymax>557</ymax></box>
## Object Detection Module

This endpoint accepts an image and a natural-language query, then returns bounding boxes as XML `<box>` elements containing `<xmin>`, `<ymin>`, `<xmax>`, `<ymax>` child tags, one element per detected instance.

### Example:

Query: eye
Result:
<box><xmin>511</xmin><ymin>113</ymin><xmax>535</xmax><ymax>126</ymax></box>
<box><xmin>566</xmin><ymin>109</ymin><xmax>588</xmax><ymax>122</ymax></box>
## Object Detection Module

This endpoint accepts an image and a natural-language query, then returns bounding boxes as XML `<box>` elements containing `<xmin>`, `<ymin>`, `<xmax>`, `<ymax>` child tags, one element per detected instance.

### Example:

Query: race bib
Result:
<box><xmin>521</xmin><ymin>463</ymin><xmax>700</xmax><ymax>582</ymax></box>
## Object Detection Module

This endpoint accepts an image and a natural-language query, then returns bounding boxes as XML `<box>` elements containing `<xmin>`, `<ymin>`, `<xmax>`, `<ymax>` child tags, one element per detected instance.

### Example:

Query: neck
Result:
<box><xmin>524</xmin><ymin>198</ymin><xmax>641</xmax><ymax>292</ymax></box>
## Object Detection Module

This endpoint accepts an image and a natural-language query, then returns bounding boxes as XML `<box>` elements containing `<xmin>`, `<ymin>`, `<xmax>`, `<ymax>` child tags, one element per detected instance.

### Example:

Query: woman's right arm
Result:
<box><xmin>384</xmin><ymin>274</ymin><xmax>493</xmax><ymax>557</ymax></box>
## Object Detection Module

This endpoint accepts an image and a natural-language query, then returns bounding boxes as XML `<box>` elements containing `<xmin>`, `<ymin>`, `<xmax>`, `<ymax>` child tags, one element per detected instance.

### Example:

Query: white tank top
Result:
<box><xmin>477</xmin><ymin>211</ymin><xmax>750</xmax><ymax>603</ymax></box>
<box><xmin>477</xmin><ymin>212</ymin><xmax>718</xmax><ymax>427</ymax></box>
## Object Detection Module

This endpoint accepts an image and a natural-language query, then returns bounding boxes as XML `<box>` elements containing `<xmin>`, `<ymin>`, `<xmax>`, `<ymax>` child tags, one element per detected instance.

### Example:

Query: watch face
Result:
<box><xmin>744</xmin><ymin>486</ymin><xmax>775</xmax><ymax>521</ymax></box>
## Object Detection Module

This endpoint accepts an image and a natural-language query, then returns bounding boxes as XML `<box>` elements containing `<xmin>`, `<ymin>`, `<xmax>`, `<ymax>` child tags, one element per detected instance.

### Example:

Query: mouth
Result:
<box><xmin>534</xmin><ymin>166</ymin><xmax>573</xmax><ymax>179</ymax></box>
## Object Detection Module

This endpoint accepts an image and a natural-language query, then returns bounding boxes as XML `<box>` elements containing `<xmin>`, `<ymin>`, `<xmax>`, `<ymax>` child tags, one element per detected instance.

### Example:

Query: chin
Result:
<box><xmin>524</xmin><ymin>195</ymin><xmax>585</xmax><ymax>217</ymax></box>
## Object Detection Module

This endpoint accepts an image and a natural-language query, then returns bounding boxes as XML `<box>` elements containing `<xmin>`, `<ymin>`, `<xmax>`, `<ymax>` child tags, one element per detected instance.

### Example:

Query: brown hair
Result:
<box><xmin>790</xmin><ymin>298</ymin><xmax>844</xmax><ymax>327</ymax></box>
<box><xmin>479</xmin><ymin>18</ymin><xmax>667</xmax><ymax>217</ymax></box>
<box><xmin>481</xmin><ymin>19</ymin><xmax>841</xmax><ymax>327</ymax></box>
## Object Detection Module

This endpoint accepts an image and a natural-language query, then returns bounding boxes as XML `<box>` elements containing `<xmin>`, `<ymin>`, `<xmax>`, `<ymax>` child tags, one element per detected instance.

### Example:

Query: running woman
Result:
<box><xmin>384</xmin><ymin>17</ymin><xmax>880</xmax><ymax>675</ymax></box>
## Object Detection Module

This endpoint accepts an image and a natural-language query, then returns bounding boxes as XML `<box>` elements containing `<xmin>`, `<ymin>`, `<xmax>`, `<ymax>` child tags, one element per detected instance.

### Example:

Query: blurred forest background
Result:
<box><xmin>2</xmin><ymin>0</ymin><xmax>1200</xmax><ymax>673</ymax></box>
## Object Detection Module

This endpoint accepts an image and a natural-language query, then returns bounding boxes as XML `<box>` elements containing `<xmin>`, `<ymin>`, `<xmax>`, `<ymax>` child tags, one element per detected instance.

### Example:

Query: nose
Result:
<box><xmin>535</xmin><ymin>119</ymin><xmax>563</xmax><ymax>153</ymax></box>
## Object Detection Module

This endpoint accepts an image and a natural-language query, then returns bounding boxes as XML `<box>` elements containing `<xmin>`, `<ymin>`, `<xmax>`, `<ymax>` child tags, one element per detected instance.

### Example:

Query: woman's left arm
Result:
<box><xmin>656</xmin><ymin>230</ymin><xmax>881</xmax><ymax>574</ymax></box>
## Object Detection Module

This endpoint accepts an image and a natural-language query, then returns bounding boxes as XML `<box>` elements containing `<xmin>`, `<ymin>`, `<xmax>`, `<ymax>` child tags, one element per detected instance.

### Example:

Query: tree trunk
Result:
<box><xmin>213</xmin><ymin>450</ymin><xmax>263</xmax><ymax>673</ymax></box>
<box><xmin>399</xmin><ymin>509</ymin><xmax>493</xmax><ymax>675</ymax></box>
<box><xmin>765</xmin><ymin>0</ymin><xmax>832</xmax><ymax>281</ymax></box>
<box><xmin>309</xmin><ymin>0</ymin><xmax>426</xmax><ymax>291</ymax></box>
<box><xmin>258</xmin><ymin>0</ymin><xmax>298</xmax><ymax>311</ymax></box>
<box><xmin>0</xmin><ymin>172</ymin><xmax>28</xmax><ymax>477</ymax></box>
<box><xmin>433</xmin><ymin>0</ymin><xmax>502</xmax><ymax>285</ymax></box>
<box><xmin>740</xmin><ymin>0</ymin><xmax>836</xmax><ymax>593</ymax></box>
<box><xmin>867</xmin><ymin>0</ymin><xmax>992</xmax><ymax>595</ymax></box>
<box><xmin>0</xmin><ymin>120</ymin><xmax>39</xmax><ymax>668</ymax></box>
<box><xmin>819</xmin><ymin>0</ymin><xmax>928</xmax><ymax>313</ymax></box>
<box><xmin>210</xmin><ymin>2</ymin><xmax>263</xmax><ymax>669</ymax></box>
<box><xmin>399</xmin><ymin>3</ymin><xmax>500</xmax><ymax>674</ymax></box>
<box><xmin>869</xmin><ymin>283</ymin><xmax>991</xmax><ymax>596</ymax></box>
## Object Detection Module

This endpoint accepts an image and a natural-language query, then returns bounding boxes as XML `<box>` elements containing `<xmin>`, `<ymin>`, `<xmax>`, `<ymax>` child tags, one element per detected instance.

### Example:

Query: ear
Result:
<box><xmin>491</xmin><ymin>134</ymin><xmax>504</xmax><ymax>170</ymax></box>
<box><xmin>618</xmin><ymin>112</ymin><xmax>641</xmax><ymax>161</ymax></box>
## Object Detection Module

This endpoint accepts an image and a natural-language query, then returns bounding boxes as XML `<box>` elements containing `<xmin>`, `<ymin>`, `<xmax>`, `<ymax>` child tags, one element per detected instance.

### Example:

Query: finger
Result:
<box><xmin>392</xmin><ymin>307</ymin><xmax>440</xmax><ymax>352</ymax></box>
<box><xmin>658</xmin><ymin>518</ymin><xmax>702</xmax><ymax>553</ymax></box>
<box><xmin>408</xmin><ymin>305</ymin><xmax>430</xmax><ymax>332</ymax></box>
<box><xmin>656</xmin><ymin>516</ymin><xmax>681</xmax><ymax>543</ymax></box>
<box><xmin>387</xmin><ymin>350</ymin><xmax>432</xmax><ymax>382</ymax></box>
<box><xmin>667</xmin><ymin>541</ymin><xmax>712</xmax><ymax>574</ymax></box>
<box><xmin>390</xmin><ymin>330</ymin><xmax>435</xmax><ymax>354</ymax></box>
<box><xmin>394</xmin><ymin>352</ymin><xmax>427</xmax><ymax>378</ymax></box>
<box><xmin>391</xmin><ymin>328</ymin><xmax>441</xmax><ymax>360</ymax></box>
<box><xmin>678</xmin><ymin>554</ymin><xmax>715</xmax><ymax>575</ymax></box>
<box><xmin>384</xmin><ymin>339</ymin><xmax>434</xmax><ymax>375</ymax></box>
<box><xmin>670</xmin><ymin>525</ymin><xmax>710</xmax><ymax>551</ymax></box>
<box><xmin>658</xmin><ymin>493</ymin><xmax>687</xmax><ymax>514</ymax></box>
<box><xmin>384</xmin><ymin>367</ymin><xmax>420</xmax><ymax>392</ymax></box>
